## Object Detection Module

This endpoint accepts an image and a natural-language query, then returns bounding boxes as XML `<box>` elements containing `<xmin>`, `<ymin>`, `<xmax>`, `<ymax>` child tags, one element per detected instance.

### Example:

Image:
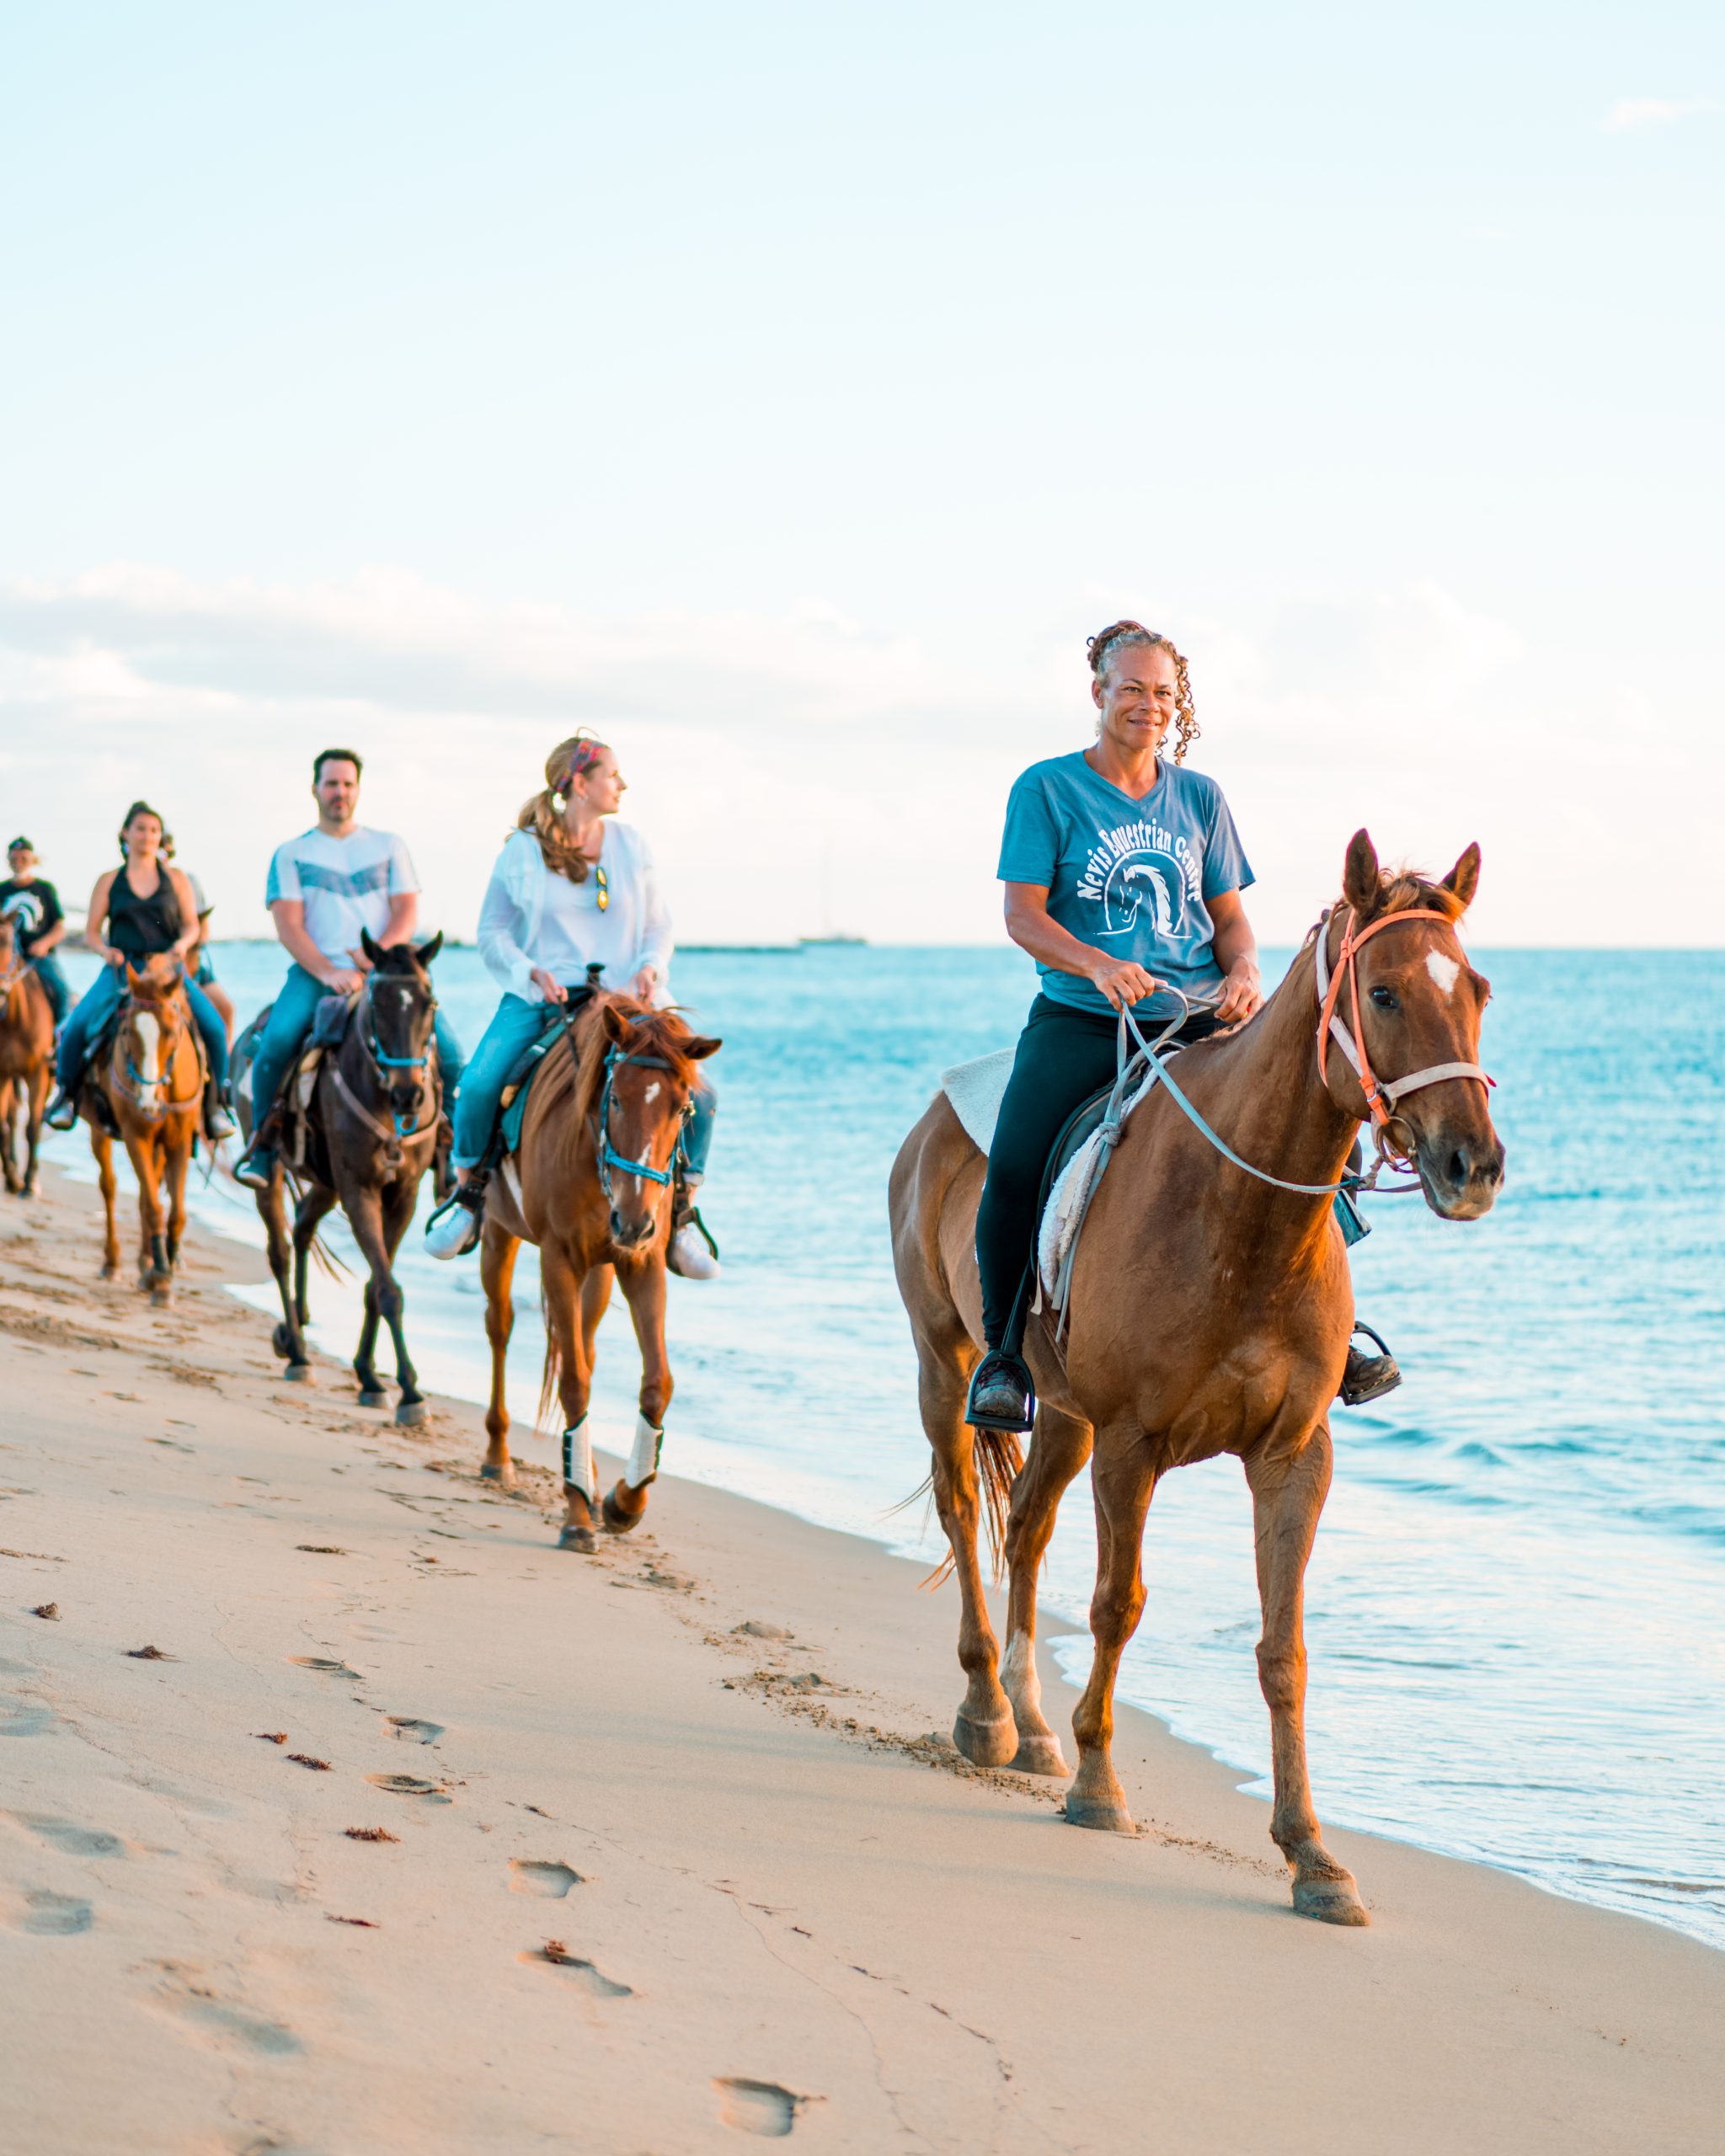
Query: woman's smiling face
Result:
<box><xmin>1092</xmin><ymin>643</ymin><xmax>1178</xmax><ymax>758</ymax></box>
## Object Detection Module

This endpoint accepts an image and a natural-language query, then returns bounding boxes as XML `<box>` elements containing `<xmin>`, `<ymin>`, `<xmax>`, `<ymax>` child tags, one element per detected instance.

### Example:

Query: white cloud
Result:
<box><xmin>0</xmin><ymin>564</ymin><xmax>1714</xmax><ymax>950</ymax></box>
<box><xmin>1599</xmin><ymin>96</ymin><xmax>1717</xmax><ymax>133</ymax></box>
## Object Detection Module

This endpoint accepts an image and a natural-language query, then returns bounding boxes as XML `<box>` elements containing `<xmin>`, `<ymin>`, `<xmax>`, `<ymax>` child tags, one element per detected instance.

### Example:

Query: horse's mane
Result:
<box><xmin>532</xmin><ymin>992</ymin><xmax>702</xmax><ymax>1123</ymax></box>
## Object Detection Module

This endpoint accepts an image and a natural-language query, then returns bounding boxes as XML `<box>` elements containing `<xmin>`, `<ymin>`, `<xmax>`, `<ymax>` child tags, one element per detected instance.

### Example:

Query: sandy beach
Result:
<box><xmin>2</xmin><ymin>1166</ymin><xmax>1721</xmax><ymax>2155</ymax></box>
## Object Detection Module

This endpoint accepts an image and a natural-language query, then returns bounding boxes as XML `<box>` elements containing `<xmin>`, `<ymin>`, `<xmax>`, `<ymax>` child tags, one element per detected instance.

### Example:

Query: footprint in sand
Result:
<box><xmin>365</xmin><ymin>1773</ymin><xmax>451</xmax><ymax>1804</ymax></box>
<box><xmin>0</xmin><ymin>1701</ymin><xmax>56</xmax><ymax>1738</ymax></box>
<box><xmin>288</xmin><ymin>1656</ymin><xmax>363</xmax><ymax>1680</ymax></box>
<box><xmin>23</xmin><ymin>1890</ymin><xmax>94</xmax><ymax>1935</ymax></box>
<box><xmin>384</xmin><ymin>1716</ymin><xmax>444</xmax><ymax>1744</ymax></box>
<box><xmin>713</xmin><ymin>2079</ymin><xmax>812</xmax><ymax>2137</ymax></box>
<box><xmin>520</xmin><ymin>1944</ymin><xmax>632</xmax><ymax>1997</ymax></box>
<box><xmin>508</xmin><ymin>1859</ymin><xmax>583</xmax><ymax>1897</ymax></box>
<box><xmin>13</xmin><ymin>1815</ymin><xmax>129</xmax><ymax>1859</ymax></box>
<box><xmin>150</xmin><ymin>1969</ymin><xmax>302</xmax><ymax>2056</ymax></box>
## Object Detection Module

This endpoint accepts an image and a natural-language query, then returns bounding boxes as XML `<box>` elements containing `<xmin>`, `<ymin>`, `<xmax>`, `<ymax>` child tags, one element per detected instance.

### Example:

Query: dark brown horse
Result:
<box><xmin>478</xmin><ymin>990</ymin><xmax>719</xmax><ymax>1549</ymax></box>
<box><xmin>82</xmin><ymin>956</ymin><xmax>204</xmax><ymax>1300</ymax></box>
<box><xmin>0</xmin><ymin>914</ymin><xmax>54</xmax><ymax>1198</ymax></box>
<box><xmin>236</xmin><ymin>933</ymin><xmax>445</xmax><ymax>1422</ymax></box>
<box><xmin>890</xmin><ymin>832</ymin><xmax>1504</xmax><ymax>1924</ymax></box>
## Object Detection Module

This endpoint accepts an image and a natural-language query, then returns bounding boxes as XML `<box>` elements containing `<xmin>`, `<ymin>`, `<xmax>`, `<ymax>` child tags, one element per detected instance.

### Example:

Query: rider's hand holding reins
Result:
<box><xmin>1087</xmin><ymin>956</ymin><xmax>1165</xmax><ymax>1010</ymax></box>
<box><xmin>630</xmin><ymin>964</ymin><xmax>659</xmax><ymax>1003</ymax></box>
<box><xmin>530</xmin><ymin>967</ymin><xmax>569</xmax><ymax>1005</ymax></box>
<box><xmin>1215</xmin><ymin>958</ymin><xmax>1263</xmax><ymax>1024</ymax></box>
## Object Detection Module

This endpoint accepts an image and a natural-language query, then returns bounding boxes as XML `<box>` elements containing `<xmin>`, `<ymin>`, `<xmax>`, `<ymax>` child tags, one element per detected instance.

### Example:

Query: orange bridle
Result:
<box><xmin>1314</xmin><ymin>906</ymin><xmax>1495</xmax><ymax>1142</ymax></box>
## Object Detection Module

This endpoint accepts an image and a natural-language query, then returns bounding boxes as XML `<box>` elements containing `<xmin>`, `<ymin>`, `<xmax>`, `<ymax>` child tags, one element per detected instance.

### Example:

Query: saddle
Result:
<box><xmin>232</xmin><ymin>994</ymin><xmax>357</xmax><ymax>1175</ymax></box>
<box><xmin>940</xmin><ymin>1038</ymin><xmax>1371</xmax><ymax>1331</ymax></box>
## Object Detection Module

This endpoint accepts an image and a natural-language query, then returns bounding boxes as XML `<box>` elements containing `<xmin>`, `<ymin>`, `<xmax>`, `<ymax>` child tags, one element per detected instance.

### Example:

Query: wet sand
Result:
<box><xmin>2</xmin><ymin>1165</ymin><xmax>1721</xmax><ymax>2153</ymax></box>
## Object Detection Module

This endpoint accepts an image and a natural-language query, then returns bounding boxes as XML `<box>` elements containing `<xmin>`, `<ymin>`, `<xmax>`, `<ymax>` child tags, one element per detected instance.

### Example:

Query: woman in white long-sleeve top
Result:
<box><xmin>424</xmin><ymin>734</ymin><xmax>719</xmax><ymax>1273</ymax></box>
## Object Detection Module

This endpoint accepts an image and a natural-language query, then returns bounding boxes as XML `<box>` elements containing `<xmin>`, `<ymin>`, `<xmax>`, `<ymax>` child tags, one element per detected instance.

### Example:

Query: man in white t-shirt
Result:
<box><xmin>234</xmin><ymin>748</ymin><xmax>466</xmax><ymax>1188</ymax></box>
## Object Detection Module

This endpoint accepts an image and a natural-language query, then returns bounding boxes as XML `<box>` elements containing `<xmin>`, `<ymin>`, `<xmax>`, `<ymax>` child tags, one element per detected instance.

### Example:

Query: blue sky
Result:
<box><xmin>2</xmin><ymin>3</ymin><xmax>1719</xmax><ymax>946</ymax></box>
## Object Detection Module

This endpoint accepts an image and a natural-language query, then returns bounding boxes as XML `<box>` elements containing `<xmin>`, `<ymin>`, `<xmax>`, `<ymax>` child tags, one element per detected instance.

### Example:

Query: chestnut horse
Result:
<box><xmin>478</xmin><ymin>990</ymin><xmax>719</xmax><ymax>1550</ymax></box>
<box><xmin>889</xmin><ymin>832</ymin><xmax>1504</xmax><ymax>1925</ymax></box>
<box><xmin>0</xmin><ymin>913</ymin><xmax>54</xmax><ymax>1198</ymax></box>
<box><xmin>235</xmin><ymin>934</ymin><xmax>446</xmax><ymax>1423</ymax></box>
<box><xmin>83</xmin><ymin>956</ymin><xmax>204</xmax><ymax>1301</ymax></box>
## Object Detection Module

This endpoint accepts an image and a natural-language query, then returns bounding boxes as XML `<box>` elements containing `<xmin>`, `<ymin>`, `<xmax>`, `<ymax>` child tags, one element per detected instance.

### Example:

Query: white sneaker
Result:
<box><xmin>669</xmin><ymin>1218</ymin><xmax>720</xmax><ymax>1279</ymax></box>
<box><xmin>425</xmin><ymin>1191</ymin><xmax>483</xmax><ymax>1260</ymax></box>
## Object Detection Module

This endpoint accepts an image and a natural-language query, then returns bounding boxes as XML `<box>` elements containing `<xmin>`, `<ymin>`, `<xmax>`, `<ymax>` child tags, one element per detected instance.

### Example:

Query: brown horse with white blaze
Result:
<box><xmin>0</xmin><ymin>913</ymin><xmax>54</xmax><ymax>1197</ymax></box>
<box><xmin>85</xmin><ymin>955</ymin><xmax>205</xmax><ymax>1300</ymax></box>
<box><xmin>889</xmin><ymin>832</ymin><xmax>1504</xmax><ymax>1924</ymax></box>
<box><xmin>478</xmin><ymin>990</ymin><xmax>719</xmax><ymax>1549</ymax></box>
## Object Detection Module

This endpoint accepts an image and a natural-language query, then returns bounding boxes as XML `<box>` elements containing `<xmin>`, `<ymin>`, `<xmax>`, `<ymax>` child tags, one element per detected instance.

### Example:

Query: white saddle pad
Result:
<box><xmin>940</xmin><ymin>1049</ymin><xmax>1160</xmax><ymax>1303</ymax></box>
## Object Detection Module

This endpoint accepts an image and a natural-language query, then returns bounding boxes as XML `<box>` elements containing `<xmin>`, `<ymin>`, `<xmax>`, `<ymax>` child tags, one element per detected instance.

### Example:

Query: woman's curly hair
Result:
<box><xmin>1086</xmin><ymin>622</ymin><xmax>1200</xmax><ymax>763</ymax></box>
<box><xmin>517</xmin><ymin>734</ymin><xmax>609</xmax><ymax>882</ymax></box>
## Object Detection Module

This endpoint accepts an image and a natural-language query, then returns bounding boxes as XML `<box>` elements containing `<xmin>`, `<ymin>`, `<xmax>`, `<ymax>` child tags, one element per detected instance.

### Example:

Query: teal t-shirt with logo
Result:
<box><xmin>996</xmin><ymin>750</ymin><xmax>1253</xmax><ymax>1017</ymax></box>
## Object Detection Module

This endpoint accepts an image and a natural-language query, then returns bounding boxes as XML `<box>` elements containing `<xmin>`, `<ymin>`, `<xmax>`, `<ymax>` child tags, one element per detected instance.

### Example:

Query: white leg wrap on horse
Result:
<box><xmin>626</xmin><ymin>1412</ymin><xmax>664</xmax><ymax>1491</ymax></box>
<box><xmin>561</xmin><ymin>1418</ymin><xmax>596</xmax><ymax>1502</ymax></box>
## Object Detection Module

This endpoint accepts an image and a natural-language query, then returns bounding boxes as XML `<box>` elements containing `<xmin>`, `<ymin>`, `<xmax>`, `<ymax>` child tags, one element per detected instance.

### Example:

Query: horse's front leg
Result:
<box><xmin>1245</xmin><ymin>1422</ymin><xmax>1369</xmax><ymax>1925</ymax></box>
<box><xmin>601</xmin><ymin>1257</ymin><xmax>670</xmax><ymax>1535</ymax></box>
<box><xmin>1065</xmin><ymin>1430</ymin><xmax>1157</xmax><ymax>1833</ymax></box>
<box><xmin>23</xmin><ymin>1064</ymin><xmax>47</xmax><ymax>1196</ymax></box>
<box><xmin>541</xmin><ymin>1239</ymin><xmax>597</xmax><ymax>1552</ymax></box>
<box><xmin>161</xmin><ymin>1124</ymin><xmax>193</xmax><ymax>1283</ymax></box>
<box><xmin>479</xmin><ymin>1221</ymin><xmax>520</xmax><ymax>1484</ymax></box>
<box><xmin>257</xmin><ymin>1167</ymin><xmax>309</xmax><ymax>1373</ymax></box>
<box><xmin>999</xmin><ymin>1401</ymin><xmax>1092</xmax><ymax>1776</ymax></box>
<box><xmin>347</xmin><ymin>1180</ymin><xmax>424</xmax><ymax>1428</ymax></box>
<box><xmin>125</xmin><ymin>1133</ymin><xmax>168</xmax><ymax>1294</ymax></box>
<box><xmin>0</xmin><ymin>1081</ymin><xmax>19</xmax><ymax>1194</ymax></box>
<box><xmin>279</xmin><ymin>1182</ymin><xmax>334</xmax><ymax>1380</ymax></box>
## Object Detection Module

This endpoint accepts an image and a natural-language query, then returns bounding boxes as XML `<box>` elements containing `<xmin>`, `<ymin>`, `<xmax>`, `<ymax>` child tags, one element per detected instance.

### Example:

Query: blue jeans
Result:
<box><xmin>248</xmin><ymin>963</ymin><xmax>466</xmax><ymax>1131</ymax></box>
<box><xmin>451</xmin><ymin>992</ymin><xmax>716</xmax><ymax>1175</ymax></box>
<box><xmin>56</xmin><ymin>963</ymin><xmax>229</xmax><ymax>1091</ymax></box>
<box><xmin>29</xmin><ymin>952</ymin><xmax>70</xmax><ymax>1027</ymax></box>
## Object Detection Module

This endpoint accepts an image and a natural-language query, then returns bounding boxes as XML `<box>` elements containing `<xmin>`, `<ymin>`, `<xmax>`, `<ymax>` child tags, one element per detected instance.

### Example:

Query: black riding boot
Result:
<box><xmin>965</xmin><ymin>1348</ymin><xmax>1036</xmax><ymax>1433</ymax></box>
<box><xmin>1339</xmin><ymin>1322</ymin><xmax>1402</xmax><ymax>1406</ymax></box>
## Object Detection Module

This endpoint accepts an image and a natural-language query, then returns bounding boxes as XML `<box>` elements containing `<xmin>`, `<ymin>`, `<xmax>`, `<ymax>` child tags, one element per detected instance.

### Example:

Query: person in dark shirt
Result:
<box><xmin>0</xmin><ymin>837</ymin><xmax>71</xmax><ymax>1027</ymax></box>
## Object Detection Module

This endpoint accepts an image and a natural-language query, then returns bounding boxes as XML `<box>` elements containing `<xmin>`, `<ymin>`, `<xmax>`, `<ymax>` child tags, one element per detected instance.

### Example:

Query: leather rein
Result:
<box><xmin>324</xmin><ymin>979</ymin><xmax>441</xmax><ymax>1167</ymax></box>
<box><xmin>113</xmin><ymin>986</ymin><xmax>200</xmax><ymax>1122</ymax></box>
<box><xmin>1113</xmin><ymin>902</ymin><xmax>1493</xmax><ymax>1199</ymax></box>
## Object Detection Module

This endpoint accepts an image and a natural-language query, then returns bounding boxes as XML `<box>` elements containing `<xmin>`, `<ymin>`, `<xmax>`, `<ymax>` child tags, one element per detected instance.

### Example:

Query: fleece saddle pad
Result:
<box><xmin>939</xmin><ymin>1048</ymin><xmax>1164</xmax><ymax>1305</ymax></box>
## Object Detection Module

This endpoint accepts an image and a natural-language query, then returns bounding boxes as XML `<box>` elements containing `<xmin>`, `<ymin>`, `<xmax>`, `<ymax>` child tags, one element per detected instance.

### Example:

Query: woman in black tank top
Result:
<box><xmin>45</xmin><ymin>799</ymin><xmax>234</xmax><ymax>1139</ymax></box>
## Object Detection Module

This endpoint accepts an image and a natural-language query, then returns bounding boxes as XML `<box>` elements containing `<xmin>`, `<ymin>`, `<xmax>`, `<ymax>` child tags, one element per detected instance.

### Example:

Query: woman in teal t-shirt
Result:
<box><xmin>966</xmin><ymin>620</ymin><xmax>1398</xmax><ymax>1433</ymax></box>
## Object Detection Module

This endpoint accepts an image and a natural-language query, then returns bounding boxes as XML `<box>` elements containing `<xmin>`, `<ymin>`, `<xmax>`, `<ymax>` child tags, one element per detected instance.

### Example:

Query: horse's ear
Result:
<box><xmin>1342</xmin><ymin>828</ymin><xmax>1381</xmax><ymax>915</ymax></box>
<box><xmin>360</xmin><ymin>928</ymin><xmax>385</xmax><ymax>965</ymax></box>
<box><xmin>125</xmin><ymin>964</ymin><xmax>145</xmax><ymax>995</ymax></box>
<box><xmin>681</xmin><ymin>1035</ymin><xmax>722</xmax><ymax>1062</ymax></box>
<box><xmin>1440</xmin><ymin>842</ymin><xmax>1482</xmax><ymax>914</ymax></box>
<box><xmin>601</xmin><ymin>1001</ymin><xmax>628</xmax><ymax>1044</ymax></box>
<box><xmin>414</xmin><ymin>931</ymin><xmax>443</xmax><ymax>968</ymax></box>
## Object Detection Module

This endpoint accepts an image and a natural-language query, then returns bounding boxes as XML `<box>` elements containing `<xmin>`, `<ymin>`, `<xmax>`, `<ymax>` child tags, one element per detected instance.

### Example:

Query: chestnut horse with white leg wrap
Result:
<box><xmin>890</xmin><ymin>831</ymin><xmax>1504</xmax><ymax>1925</ymax></box>
<box><xmin>0</xmin><ymin>913</ymin><xmax>54</xmax><ymax>1197</ymax></box>
<box><xmin>477</xmin><ymin>989</ymin><xmax>719</xmax><ymax>1549</ymax></box>
<box><xmin>84</xmin><ymin>955</ymin><xmax>204</xmax><ymax>1301</ymax></box>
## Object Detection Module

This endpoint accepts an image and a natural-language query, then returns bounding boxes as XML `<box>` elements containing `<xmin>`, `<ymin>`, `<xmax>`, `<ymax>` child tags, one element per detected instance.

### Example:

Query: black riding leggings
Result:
<box><xmin>976</xmin><ymin>995</ymin><xmax>1218</xmax><ymax>1354</ymax></box>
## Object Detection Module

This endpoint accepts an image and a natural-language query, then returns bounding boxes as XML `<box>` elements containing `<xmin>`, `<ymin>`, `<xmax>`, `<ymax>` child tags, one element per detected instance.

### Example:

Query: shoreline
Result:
<box><xmin>3</xmin><ymin>1166</ymin><xmax>1722</xmax><ymax>2152</ymax></box>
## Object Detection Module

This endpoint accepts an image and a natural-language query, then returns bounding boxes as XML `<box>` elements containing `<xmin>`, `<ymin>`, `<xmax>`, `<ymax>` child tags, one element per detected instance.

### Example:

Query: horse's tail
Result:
<box><xmin>902</xmin><ymin>1425</ymin><xmax>1024</xmax><ymax>1589</ymax></box>
<box><xmin>537</xmin><ymin>1325</ymin><xmax>562</xmax><ymax>1437</ymax></box>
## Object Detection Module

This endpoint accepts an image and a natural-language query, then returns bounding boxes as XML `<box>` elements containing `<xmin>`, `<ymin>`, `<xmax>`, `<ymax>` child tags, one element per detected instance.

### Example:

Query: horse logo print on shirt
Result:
<box><xmin>1075</xmin><ymin>817</ymin><xmax>1204</xmax><ymax>939</ymax></box>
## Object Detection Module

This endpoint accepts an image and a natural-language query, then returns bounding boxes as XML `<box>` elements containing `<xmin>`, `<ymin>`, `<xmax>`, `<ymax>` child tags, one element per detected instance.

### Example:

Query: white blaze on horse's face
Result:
<box><xmin>135</xmin><ymin>1011</ymin><xmax>161</xmax><ymax>1077</ymax></box>
<box><xmin>1425</xmin><ymin>950</ymin><xmax>1461</xmax><ymax>997</ymax></box>
<box><xmin>644</xmin><ymin>1082</ymin><xmax>660</xmax><ymax>1105</ymax></box>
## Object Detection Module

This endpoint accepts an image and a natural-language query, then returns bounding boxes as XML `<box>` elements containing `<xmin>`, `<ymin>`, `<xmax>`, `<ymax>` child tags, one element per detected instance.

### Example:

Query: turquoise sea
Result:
<box><xmin>43</xmin><ymin>941</ymin><xmax>1725</xmax><ymax>1950</ymax></box>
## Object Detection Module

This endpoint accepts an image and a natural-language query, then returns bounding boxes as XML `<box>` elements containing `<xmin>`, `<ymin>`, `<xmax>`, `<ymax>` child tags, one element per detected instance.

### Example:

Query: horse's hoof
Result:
<box><xmin>556</xmin><ymin>1524</ymin><xmax>598</xmax><ymax>1553</ymax></box>
<box><xmin>1008</xmin><ymin>1734</ymin><xmax>1072</xmax><ymax>1778</ymax></box>
<box><xmin>150</xmin><ymin>1288</ymin><xmax>172</xmax><ymax>1309</ymax></box>
<box><xmin>356</xmin><ymin>1390</ymin><xmax>388</xmax><ymax>1409</ymax></box>
<box><xmin>395</xmin><ymin>1400</ymin><xmax>428</xmax><ymax>1428</ymax></box>
<box><xmin>1292</xmin><ymin>1874</ymin><xmax>1371</xmax><ymax>1927</ymax></box>
<box><xmin>284</xmin><ymin>1364</ymin><xmax>314</xmax><ymax>1385</ymax></box>
<box><xmin>479</xmin><ymin>1461</ymin><xmax>515</xmax><ymax>1488</ymax></box>
<box><xmin>100</xmin><ymin>1264</ymin><xmax>119</xmax><ymax>1281</ymax></box>
<box><xmin>1063</xmin><ymin>1794</ymin><xmax>1136</xmax><ymax>1834</ymax></box>
<box><xmin>953</xmin><ymin>1706</ymin><xmax>1018</xmax><ymax>1769</ymax></box>
<box><xmin>601</xmin><ymin>1486</ymin><xmax>648</xmax><ymax>1534</ymax></box>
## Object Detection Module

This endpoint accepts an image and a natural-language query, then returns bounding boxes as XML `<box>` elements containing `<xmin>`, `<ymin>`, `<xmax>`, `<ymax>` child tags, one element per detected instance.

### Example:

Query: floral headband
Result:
<box><xmin>551</xmin><ymin>735</ymin><xmax>606</xmax><ymax>807</ymax></box>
